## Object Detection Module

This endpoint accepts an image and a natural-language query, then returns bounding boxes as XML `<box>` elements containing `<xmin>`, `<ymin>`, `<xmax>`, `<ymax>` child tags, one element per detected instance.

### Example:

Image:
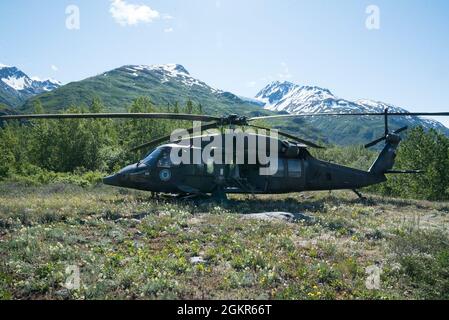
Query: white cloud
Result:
<box><xmin>164</xmin><ymin>27</ymin><xmax>174</xmax><ymax>33</ymax></box>
<box><xmin>51</xmin><ymin>65</ymin><xmax>59</xmax><ymax>72</ymax></box>
<box><xmin>110</xmin><ymin>0</ymin><xmax>160</xmax><ymax>26</ymax></box>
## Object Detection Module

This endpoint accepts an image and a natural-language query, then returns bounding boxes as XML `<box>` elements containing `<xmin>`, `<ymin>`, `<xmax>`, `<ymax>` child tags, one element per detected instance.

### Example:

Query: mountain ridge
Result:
<box><xmin>21</xmin><ymin>64</ymin><xmax>265</xmax><ymax>116</ymax></box>
<box><xmin>0</xmin><ymin>65</ymin><xmax>61</xmax><ymax>108</ymax></box>
<box><xmin>255</xmin><ymin>80</ymin><xmax>449</xmax><ymax>135</ymax></box>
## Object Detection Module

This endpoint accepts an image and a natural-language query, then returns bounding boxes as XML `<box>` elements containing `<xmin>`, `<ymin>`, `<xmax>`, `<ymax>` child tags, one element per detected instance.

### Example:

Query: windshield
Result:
<box><xmin>142</xmin><ymin>148</ymin><xmax>162</xmax><ymax>165</ymax></box>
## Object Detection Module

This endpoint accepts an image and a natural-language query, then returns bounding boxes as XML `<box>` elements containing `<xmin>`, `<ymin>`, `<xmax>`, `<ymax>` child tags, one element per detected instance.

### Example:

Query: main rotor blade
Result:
<box><xmin>364</xmin><ymin>137</ymin><xmax>386</xmax><ymax>149</ymax></box>
<box><xmin>0</xmin><ymin>113</ymin><xmax>221</xmax><ymax>122</ymax></box>
<box><xmin>393</xmin><ymin>126</ymin><xmax>408</xmax><ymax>134</ymax></box>
<box><xmin>250</xmin><ymin>112</ymin><xmax>449</xmax><ymax>121</ymax></box>
<box><xmin>129</xmin><ymin>122</ymin><xmax>220</xmax><ymax>152</ymax></box>
<box><xmin>384</xmin><ymin>108</ymin><xmax>389</xmax><ymax>137</ymax></box>
<box><xmin>365</xmin><ymin>126</ymin><xmax>409</xmax><ymax>148</ymax></box>
<box><xmin>248</xmin><ymin>124</ymin><xmax>325</xmax><ymax>149</ymax></box>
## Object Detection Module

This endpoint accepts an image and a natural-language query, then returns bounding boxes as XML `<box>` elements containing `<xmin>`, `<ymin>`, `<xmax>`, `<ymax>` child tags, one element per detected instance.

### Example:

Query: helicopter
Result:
<box><xmin>2</xmin><ymin>109</ymin><xmax>449</xmax><ymax>200</ymax></box>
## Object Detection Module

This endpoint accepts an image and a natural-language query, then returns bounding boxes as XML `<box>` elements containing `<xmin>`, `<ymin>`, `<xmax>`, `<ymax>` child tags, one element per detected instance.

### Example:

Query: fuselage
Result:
<box><xmin>103</xmin><ymin>144</ymin><xmax>386</xmax><ymax>195</ymax></box>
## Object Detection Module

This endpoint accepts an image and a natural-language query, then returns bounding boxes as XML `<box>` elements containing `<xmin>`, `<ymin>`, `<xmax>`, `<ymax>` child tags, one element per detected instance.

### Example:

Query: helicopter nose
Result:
<box><xmin>103</xmin><ymin>163</ymin><xmax>147</xmax><ymax>187</ymax></box>
<box><xmin>103</xmin><ymin>174</ymin><xmax>121</xmax><ymax>187</ymax></box>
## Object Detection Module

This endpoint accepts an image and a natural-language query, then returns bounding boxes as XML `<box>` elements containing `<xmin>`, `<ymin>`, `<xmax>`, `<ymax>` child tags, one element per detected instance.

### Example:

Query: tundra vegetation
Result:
<box><xmin>1</xmin><ymin>97</ymin><xmax>449</xmax><ymax>300</ymax></box>
<box><xmin>1</xmin><ymin>186</ymin><xmax>448</xmax><ymax>300</ymax></box>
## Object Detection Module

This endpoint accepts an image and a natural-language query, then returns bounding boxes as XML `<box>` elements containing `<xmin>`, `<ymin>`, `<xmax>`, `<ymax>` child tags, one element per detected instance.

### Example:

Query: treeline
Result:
<box><xmin>375</xmin><ymin>127</ymin><xmax>449</xmax><ymax>201</ymax></box>
<box><xmin>1</xmin><ymin>97</ymin><xmax>449</xmax><ymax>201</ymax></box>
<box><xmin>0</xmin><ymin>97</ymin><xmax>203</xmax><ymax>181</ymax></box>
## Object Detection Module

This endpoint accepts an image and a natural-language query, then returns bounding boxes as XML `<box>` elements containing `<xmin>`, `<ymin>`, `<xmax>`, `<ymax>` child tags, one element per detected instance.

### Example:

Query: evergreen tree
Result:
<box><xmin>173</xmin><ymin>102</ymin><xmax>180</xmax><ymax>114</ymax></box>
<box><xmin>120</xmin><ymin>97</ymin><xmax>168</xmax><ymax>161</ymax></box>
<box><xmin>197</xmin><ymin>103</ymin><xmax>204</xmax><ymax>114</ymax></box>
<box><xmin>381</xmin><ymin>127</ymin><xmax>449</xmax><ymax>200</ymax></box>
<box><xmin>185</xmin><ymin>99</ymin><xmax>194</xmax><ymax>114</ymax></box>
<box><xmin>0</xmin><ymin>124</ymin><xmax>19</xmax><ymax>177</ymax></box>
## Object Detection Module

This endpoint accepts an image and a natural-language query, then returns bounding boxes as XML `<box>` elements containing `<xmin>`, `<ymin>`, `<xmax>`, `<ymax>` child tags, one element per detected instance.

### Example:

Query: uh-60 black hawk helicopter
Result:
<box><xmin>2</xmin><ymin>109</ymin><xmax>449</xmax><ymax>200</ymax></box>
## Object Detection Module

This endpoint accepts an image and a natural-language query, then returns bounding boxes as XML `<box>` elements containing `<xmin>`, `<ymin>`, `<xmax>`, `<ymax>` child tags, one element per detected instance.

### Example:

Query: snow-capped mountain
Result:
<box><xmin>0</xmin><ymin>65</ymin><xmax>61</xmax><ymax>94</ymax></box>
<box><xmin>30</xmin><ymin>77</ymin><xmax>61</xmax><ymax>92</ymax></box>
<box><xmin>22</xmin><ymin>64</ymin><xmax>263</xmax><ymax>114</ymax></box>
<box><xmin>256</xmin><ymin>81</ymin><xmax>448</xmax><ymax>133</ymax></box>
<box><xmin>117</xmin><ymin>64</ymin><xmax>222</xmax><ymax>93</ymax></box>
<box><xmin>0</xmin><ymin>64</ymin><xmax>61</xmax><ymax>108</ymax></box>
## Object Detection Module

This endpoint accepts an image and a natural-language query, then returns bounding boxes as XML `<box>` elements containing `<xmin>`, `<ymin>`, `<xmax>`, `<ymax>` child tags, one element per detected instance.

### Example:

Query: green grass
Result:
<box><xmin>1</xmin><ymin>182</ymin><xmax>448</xmax><ymax>300</ymax></box>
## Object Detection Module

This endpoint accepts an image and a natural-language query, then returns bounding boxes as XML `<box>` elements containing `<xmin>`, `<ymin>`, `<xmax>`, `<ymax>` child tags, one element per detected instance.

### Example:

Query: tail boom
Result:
<box><xmin>369</xmin><ymin>134</ymin><xmax>401</xmax><ymax>175</ymax></box>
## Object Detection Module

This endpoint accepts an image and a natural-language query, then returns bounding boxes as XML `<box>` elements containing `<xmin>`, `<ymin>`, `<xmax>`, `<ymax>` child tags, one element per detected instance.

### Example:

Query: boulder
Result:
<box><xmin>243</xmin><ymin>212</ymin><xmax>315</xmax><ymax>223</ymax></box>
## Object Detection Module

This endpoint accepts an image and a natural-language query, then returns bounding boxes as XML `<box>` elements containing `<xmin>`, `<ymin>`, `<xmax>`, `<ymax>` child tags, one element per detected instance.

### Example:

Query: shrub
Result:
<box><xmin>390</xmin><ymin>229</ymin><xmax>449</xmax><ymax>299</ymax></box>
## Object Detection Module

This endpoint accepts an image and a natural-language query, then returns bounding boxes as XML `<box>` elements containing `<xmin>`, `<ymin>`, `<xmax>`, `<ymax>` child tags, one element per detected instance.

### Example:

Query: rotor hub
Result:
<box><xmin>386</xmin><ymin>133</ymin><xmax>402</xmax><ymax>144</ymax></box>
<box><xmin>222</xmin><ymin>114</ymin><xmax>249</xmax><ymax>126</ymax></box>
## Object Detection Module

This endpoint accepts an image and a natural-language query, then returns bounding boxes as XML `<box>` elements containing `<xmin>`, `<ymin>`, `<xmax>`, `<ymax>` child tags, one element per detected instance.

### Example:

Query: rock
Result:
<box><xmin>243</xmin><ymin>212</ymin><xmax>315</xmax><ymax>223</ymax></box>
<box><xmin>55</xmin><ymin>288</ymin><xmax>70</xmax><ymax>299</ymax></box>
<box><xmin>190</xmin><ymin>256</ymin><xmax>206</xmax><ymax>264</ymax></box>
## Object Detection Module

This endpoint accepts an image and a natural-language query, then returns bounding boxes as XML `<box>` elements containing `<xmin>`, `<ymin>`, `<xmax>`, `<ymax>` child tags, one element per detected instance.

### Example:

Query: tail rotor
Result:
<box><xmin>365</xmin><ymin>108</ymin><xmax>408</xmax><ymax>149</ymax></box>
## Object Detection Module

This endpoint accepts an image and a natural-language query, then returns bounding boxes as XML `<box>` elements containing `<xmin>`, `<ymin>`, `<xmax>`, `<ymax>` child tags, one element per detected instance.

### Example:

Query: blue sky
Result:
<box><xmin>1</xmin><ymin>0</ymin><xmax>448</xmax><ymax>124</ymax></box>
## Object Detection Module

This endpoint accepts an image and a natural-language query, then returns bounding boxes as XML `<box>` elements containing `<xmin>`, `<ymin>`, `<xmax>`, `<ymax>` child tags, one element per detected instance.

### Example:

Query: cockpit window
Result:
<box><xmin>158</xmin><ymin>149</ymin><xmax>173</xmax><ymax>168</ymax></box>
<box><xmin>142</xmin><ymin>148</ymin><xmax>162</xmax><ymax>165</ymax></box>
<box><xmin>143</xmin><ymin>146</ymin><xmax>184</xmax><ymax>167</ymax></box>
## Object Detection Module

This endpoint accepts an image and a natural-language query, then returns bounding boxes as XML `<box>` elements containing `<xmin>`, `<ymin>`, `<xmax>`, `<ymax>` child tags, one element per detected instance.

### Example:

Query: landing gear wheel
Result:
<box><xmin>352</xmin><ymin>189</ymin><xmax>373</xmax><ymax>204</ymax></box>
